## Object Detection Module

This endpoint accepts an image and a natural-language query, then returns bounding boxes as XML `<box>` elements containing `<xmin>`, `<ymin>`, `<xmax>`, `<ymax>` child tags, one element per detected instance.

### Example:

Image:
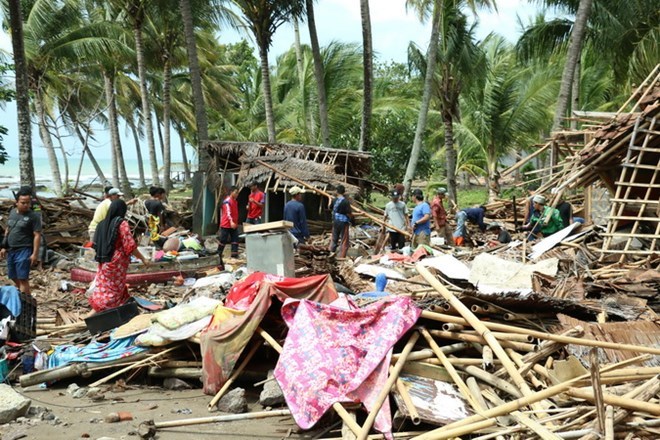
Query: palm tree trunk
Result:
<box><xmin>34</xmin><ymin>87</ymin><xmax>63</xmax><ymax>195</ymax></box>
<box><xmin>179</xmin><ymin>0</ymin><xmax>209</xmax><ymax>167</ymax></box>
<box><xmin>133</xmin><ymin>14</ymin><xmax>160</xmax><ymax>186</ymax></box>
<box><xmin>258</xmin><ymin>43</ymin><xmax>277</xmax><ymax>143</ymax></box>
<box><xmin>359</xmin><ymin>0</ymin><xmax>373</xmax><ymax>152</ymax></box>
<box><xmin>552</xmin><ymin>0</ymin><xmax>593</xmax><ymax>134</ymax></box>
<box><xmin>403</xmin><ymin>0</ymin><xmax>442</xmax><ymax>198</ymax></box>
<box><xmin>486</xmin><ymin>153</ymin><xmax>500</xmax><ymax>203</ymax></box>
<box><xmin>305</xmin><ymin>0</ymin><xmax>330</xmax><ymax>147</ymax></box>
<box><xmin>178</xmin><ymin>129</ymin><xmax>191</xmax><ymax>183</ymax></box>
<box><xmin>292</xmin><ymin>18</ymin><xmax>312</xmax><ymax>141</ymax></box>
<box><xmin>570</xmin><ymin>57</ymin><xmax>581</xmax><ymax>130</ymax></box>
<box><xmin>73</xmin><ymin>122</ymin><xmax>109</xmax><ymax>186</ymax></box>
<box><xmin>103</xmin><ymin>70</ymin><xmax>132</xmax><ymax>197</ymax></box>
<box><xmin>443</xmin><ymin>112</ymin><xmax>457</xmax><ymax>204</ymax></box>
<box><xmin>8</xmin><ymin>0</ymin><xmax>35</xmax><ymax>189</ymax></box>
<box><xmin>155</xmin><ymin>107</ymin><xmax>165</xmax><ymax>155</ymax></box>
<box><xmin>128</xmin><ymin>117</ymin><xmax>146</xmax><ymax>188</ymax></box>
<box><xmin>162</xmin><ymin>56</ymin><xmax>173</xmax><ymax>191</ymax></box>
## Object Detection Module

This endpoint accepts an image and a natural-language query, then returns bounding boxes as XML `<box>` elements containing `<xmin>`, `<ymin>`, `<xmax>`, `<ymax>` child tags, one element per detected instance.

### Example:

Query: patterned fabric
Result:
<box><xmin>48</xmin><ymin>335</ymin><xmax>146</xmax><ymax>369</ymax></box>
<box><xmin>274</xmin><ymin>296</ymin><xmax>421</xmax><ymax>436</ymax></box>
<box><xmin>89</xmin><ymin>221</ymin><xmax>136</xmax><ymax>312</ymax></box>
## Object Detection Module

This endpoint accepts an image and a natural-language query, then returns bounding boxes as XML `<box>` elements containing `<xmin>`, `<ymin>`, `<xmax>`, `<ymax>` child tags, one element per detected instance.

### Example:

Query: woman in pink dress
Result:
<box><xmin>90</xmin><ymin>199</ymin><xmax>148</xmax><ymax>312</ymax></box>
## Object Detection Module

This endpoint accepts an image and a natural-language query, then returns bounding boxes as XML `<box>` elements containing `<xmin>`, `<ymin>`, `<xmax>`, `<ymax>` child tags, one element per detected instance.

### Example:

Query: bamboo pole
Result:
<box><xmin>419</xmin><ymin>328</ymin><xmax>483</xmax><ymax>412</ymax></box>
<box><xmin>256</xmin><ymin>160</ymin><xmax>411</xmax><ymax>238</ymax></box>
<box><xmin>604</xmin><ymin>406</ymin><xmax>614</xmax><ymax>440</ymax></box>
<box><xmin>256</xmin><ymin>327</ymin><xmax>363</xmax><ymax>437</ymax></box>
<box><xmin>410</xmin><ymin>355</ymin><xmax>650</xmax><ymax>440</ymax></box>
<box><xmin>356</xmin><ymin>332</ymin><xmax>420</xmax><ymax>440</ymax></box>
<box><xmin>589</xmin><ymin>348</ymin><xmax>606</xmax><ymax>434</ymax></box>
<box><xmin>428</xmin><ymin>330</ymin><xmax>536</xmax><ymax>352</ymax></box>
<box><xmin>417</xmin><ymin>264</ymin><xmax>543</xmax><ymax>413</ymax></box>
<box><xmin>462</xmin><ymin>365</ymin><xmax>522</xmax><ymax>399</ymax></box>
<box><xmin>153</xmin><ymin>409</ymin><xmax>291</xmax><ymax>429</ymax></box>
<box><xmin>394</xmin><ymin>376</ymin><xmax>421</xmax><ymax>425</ymax></box>
<box><xmin>89</xmin><ymin>346</ymin><xmax>177</xmax><ymax>388</ymax></box>
<box><xmin>420</xmin><ymin>310</ymin><xmax>660</xmax><ymax>356</ymax></box>
<box><xmin>208</xmin><ymin>341</ymin><xmax>260</xmax><ymax>410</ymax></box>
<box><xmin>566</xmin><ymin>387</ymin><xmax>660</xmax><ymax>416</ymax></box>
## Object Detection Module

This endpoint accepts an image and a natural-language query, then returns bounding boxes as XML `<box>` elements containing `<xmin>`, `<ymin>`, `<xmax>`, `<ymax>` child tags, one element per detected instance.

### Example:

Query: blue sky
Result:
<box><xmin>0</xmin><ymin>0</ymin><xmax>543</xmax><ymax>162</ymax></box>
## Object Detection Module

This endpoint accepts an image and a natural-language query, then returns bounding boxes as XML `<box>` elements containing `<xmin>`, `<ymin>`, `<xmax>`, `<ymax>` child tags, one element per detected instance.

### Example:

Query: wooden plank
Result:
<box><xmin>402</xmin><ymin>361</ymin><xmax>452</xmax><ymax>382</ymax></box>
<box><xmin>243</xmin><ymin>220</ymin><xmax>293</xmax><ymax>233</ymax></box>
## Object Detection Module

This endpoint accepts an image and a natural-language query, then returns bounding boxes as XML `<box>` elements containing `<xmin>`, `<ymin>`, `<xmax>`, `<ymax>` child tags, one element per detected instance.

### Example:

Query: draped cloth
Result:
<box><xmin>274</xmin><ymin>296</ymin><xmax>421</xmax><ymax>436</ymax></box>
<box><xmin>200</xmin><ymin>272</ymin><xmax>338</xmax><ymax>394</ymax></box>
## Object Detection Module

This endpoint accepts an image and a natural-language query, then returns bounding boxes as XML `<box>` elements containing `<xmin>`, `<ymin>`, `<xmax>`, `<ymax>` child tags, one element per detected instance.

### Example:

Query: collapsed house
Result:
<box><xmin>202</xmin><ymin>141</ymin><xmax>385</xmax><ymax>225</ymax></box>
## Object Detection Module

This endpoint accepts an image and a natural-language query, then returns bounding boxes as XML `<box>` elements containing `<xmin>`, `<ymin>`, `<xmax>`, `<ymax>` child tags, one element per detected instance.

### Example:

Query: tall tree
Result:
<box><xmin>231</xmin><ymin>0</ymin><xmax>304</xmax><ymax>143</ymax></box>
<box><xmin>305</xmin><ymin>0</ymin><xmax>330</xmax><ymax>146</ymax></box>
<box><xmin>6</xmin><ymin>0</ymin><xmax>35</xmax><ymax>189</ymax></box>
<box><xmin>551</xmin><ymin>0</ymin><xmax>593</xmax><ymax>132</ymax></box>
<box><xmin>358</xmin><ymin>0</ymin><xmax>372</xmax><ymax>151</ymax></box>
<box><xmin>402</xmin><ymin>0</ymin><xmax>442</xmax><ymax>198</ymax></box>
<box><xmin>102</xmin><ymin>69</ymin><xmax>133</xmax><ymax>196</ymax></box>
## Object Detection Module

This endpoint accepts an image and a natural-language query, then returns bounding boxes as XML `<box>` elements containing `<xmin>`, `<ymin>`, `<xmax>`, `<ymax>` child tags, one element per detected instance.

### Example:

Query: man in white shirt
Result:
<box><xmin>383</xmin><ymin>190</ymin><xmax>409</xmax><ymax>250</ymax></box>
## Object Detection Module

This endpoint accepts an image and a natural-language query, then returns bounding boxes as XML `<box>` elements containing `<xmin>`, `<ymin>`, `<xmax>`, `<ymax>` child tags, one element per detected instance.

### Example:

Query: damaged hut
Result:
<box><xmin>203</xmin><ymin>141</ymin><xmax>384</xmax><ymax>226</ymax></box>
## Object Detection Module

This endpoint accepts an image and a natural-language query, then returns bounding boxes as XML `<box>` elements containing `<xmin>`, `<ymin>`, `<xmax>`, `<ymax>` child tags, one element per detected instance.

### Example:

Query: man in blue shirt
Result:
<box><xmin>329</xmin><ymin>185</ymin><xmax>353</xmax><ymax>258</ymax></box>
<box><xmin>283</xmin><ymin>186</ymin><xmax>310</xmax><ymax>245</ymax></box>
<box><xmin>453</xmin><ymin>205</ymin><xmax>487</xmax><ymax>246</ymax></box>
<box><xmin>410</xmin><ymin>189</ymin><xmax>431</xmax><ymax>248</ymax></box>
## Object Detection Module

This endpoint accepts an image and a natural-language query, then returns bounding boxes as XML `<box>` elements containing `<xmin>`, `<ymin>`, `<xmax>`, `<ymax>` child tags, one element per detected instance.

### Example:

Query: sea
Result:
<box><xmin>0</xmin><ymin>156</ymin><xmax>183</xmax><ymax>199</ymax></box>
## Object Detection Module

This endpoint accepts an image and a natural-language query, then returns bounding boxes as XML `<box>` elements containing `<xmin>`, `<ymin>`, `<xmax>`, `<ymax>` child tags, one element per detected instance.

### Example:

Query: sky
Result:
<box><xmin>0</xmin><ymin>0</ymin><xmax>544</xmax><ymax>163</ymax></box>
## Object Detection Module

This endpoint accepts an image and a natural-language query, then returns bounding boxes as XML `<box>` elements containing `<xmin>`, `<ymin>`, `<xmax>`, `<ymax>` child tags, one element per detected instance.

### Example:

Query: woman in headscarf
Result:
<box><xmin>90</xmin><ymin>199</ymin><xmax>148</xmax><ymax>312</ymax></box>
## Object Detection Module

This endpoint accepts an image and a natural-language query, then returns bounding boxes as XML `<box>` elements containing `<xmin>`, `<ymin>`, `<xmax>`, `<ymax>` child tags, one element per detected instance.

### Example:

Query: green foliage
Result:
<box><xmin>457</xmin><ymin>187</ymin><xmax>488</xmax><ymax>208</ymax></box>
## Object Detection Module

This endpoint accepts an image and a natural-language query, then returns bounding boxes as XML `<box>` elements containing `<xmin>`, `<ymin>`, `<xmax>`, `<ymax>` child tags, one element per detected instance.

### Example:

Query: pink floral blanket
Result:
<box><xmin>274</xmin><ymin>295</ymin><xmax>421</xmax><ymax>436</ymax></box>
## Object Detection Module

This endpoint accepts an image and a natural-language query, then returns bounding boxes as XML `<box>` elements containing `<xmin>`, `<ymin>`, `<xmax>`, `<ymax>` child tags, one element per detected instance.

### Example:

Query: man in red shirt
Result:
<box><xmin>218</xmin><ymin>186</ymin><xmax>239</xmax><ymax>268</ymax></box>
<box><xmin>431</xmin><ymin>187</ymin><xmax>452</xmax><ymax>244</ymax></box>
<box><xmin>246</xmin><ymin>182</ymin><xmax>265</xmax><ymax>224</ymax></box>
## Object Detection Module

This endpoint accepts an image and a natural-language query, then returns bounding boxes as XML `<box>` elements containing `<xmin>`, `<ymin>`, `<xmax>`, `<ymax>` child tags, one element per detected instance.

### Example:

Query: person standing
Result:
<box><xmin>246</xmin><ymin>182</ymin><xmax>265</xmax><ymax>225</ymax></box>
<box><xmin>383</xmin><ymin>190</ymin><xmax>409</xmax><ymax>250</ymax></box>
<box><xmin>410</xmin><ymin>189</ymin><xmax>431</xmax><ymax>248</ymax></box>
<box><xmin>218</xmin><ymin>186</ymin><xmax>239</xmax><ymax>268</ymax></box>
<box><xmin>90</xmin><ymin>199</ymin><xmax>148</xmax><ymax>312</ymax></box>
<box><xmin>145</xmin><ymin>186</ymin><xmax>167</xmax><ymax>247</ymax></box>
<box><xmin>522</xmin><ymin>195</ymin><xmax>563</xmax><ymax>239</ymax></box>
<box><xmin>329</xmin><ymin>185</ymin><xmax>353</xmax><ymax>258</ymax></box>
<box><xmin>0</xmin><ymin>188</ymin><xmax>42</xmax><ymax>295</ymax></box>
<box><xmin>283</xmin><ymin>187</ymin><xmax>309</xmax><ymax>245</ymax></box>
<box><xmin>431</xmin><ymin>187</ymin><xmax>452</xmax><ymax>244</ymax></box>
<box><xmin>88</xmin><ymin>186</ymin><xmax>121</xmax><ymax>242</ymax></box>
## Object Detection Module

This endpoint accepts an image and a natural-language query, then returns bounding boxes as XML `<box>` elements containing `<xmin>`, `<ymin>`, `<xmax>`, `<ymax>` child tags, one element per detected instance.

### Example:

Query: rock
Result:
<box><xmin>86</xmin><ymin>388</ymin><xmax>104</xmax><ymax>402</ymax></box>
<box><xmin>72</xmin><ymin>388</ymin><xmax>88</xmax><ymax>399</ymax></box>
<box><xmin>259</xmin><ymin>370</ymin><xmax>285</xmax><ymax>407</ymax></box>
<box><xmin>0</xmin><ymin>384</ymin><xmax>32</xmax><ymax>424</ymax></box>
<box><xmin>27</xmin><ymin>406</ymin><xmax>47</xmax><ymax>417</ymax></box>
<box><xmin>204</xmin><ymin>237</ymin><xmax>219</xmax><ymax>253</ymax></box>
<box><xmin>217</xmin><ymin>388</ymin><xmax>247</xmax><ymax>414</ymax></box>
<box><xmin>55</xmin><ymin>258</ymin><xmax>73</xmax><ymax>271</ymax></box>
<box><xmin>66</xmin><ymin>383</ymin><xmax>80</xmax><ymax>396</ymax></box>
<box><xmin>170</xmin><ymin>408</ymin><xmax>192</xmax><ymax>415</ymax></box>
<box><xmin>163</xmin><ymin>378</ymin><xmax>191</xmax><ymax>390</ymax></box>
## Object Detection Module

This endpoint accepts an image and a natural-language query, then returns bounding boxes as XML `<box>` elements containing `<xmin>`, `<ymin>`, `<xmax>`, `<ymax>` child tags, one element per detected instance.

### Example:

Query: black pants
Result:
<box><xmin>389</xmin><ymin>231</ymin><xmax>405</xmax><ymax>250</ymax></box>
<box><xmin>330</xmin><ymin>221</ymin><xmax>350</xmax><ymax>258</ymax></box>
<box><xmin>245</xmin><ymin>217</ymin><xmax>261</xmax><ymax>225</ymax></box>
<box><xmin>218</xmin><ymin>227</ymin><xmax>239</xmax><ymax>264</ymax></box>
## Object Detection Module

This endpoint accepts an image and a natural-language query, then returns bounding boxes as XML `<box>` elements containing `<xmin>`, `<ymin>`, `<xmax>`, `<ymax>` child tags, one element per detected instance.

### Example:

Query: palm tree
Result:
<box><xmin>456</xmin><ymin>36</ymin><xmax>558</xmax><ymax>201</ymax></box>
<box><xmin>5</xmin><ymin>0</ymin><xmax>35</xmax><ymax>189</ymax></box>
<box><xmin>304</xmin><ymin>0</ymin><xmax>330</xmax><ymax>146</ymax></box>
<box><xmin>358</xmin><ymin>0</ymin><xmax>373</xmax><ymax>151</ymax></box>
<box><xmin>552</xmin><ymin>0</ymin><xmax>593</xmax><ymax>132</ymax></box>
<box><xmin>230</xmin><ymin>0</ymin><xmax>304</xmax><ymax>143</ymax></box>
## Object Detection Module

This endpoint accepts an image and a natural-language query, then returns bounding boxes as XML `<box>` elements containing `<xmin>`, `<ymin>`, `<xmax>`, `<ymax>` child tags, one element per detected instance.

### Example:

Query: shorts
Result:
<box><xmin>7</xmin><ymin>247</ymin><xmax>32</xmax><ymax>280</ymax></box>
<box><xmin>412</xmin><ymin>231</ymin><xmax>430</xmax><ymax>249</ymax></box>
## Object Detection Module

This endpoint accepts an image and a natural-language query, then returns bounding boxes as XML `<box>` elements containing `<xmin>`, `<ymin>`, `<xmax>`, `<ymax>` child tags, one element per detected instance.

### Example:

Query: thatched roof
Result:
<box><xmin>203</xmin><ymin>141</ymin><xmax>383</xmax><ymax>195</ymax></box>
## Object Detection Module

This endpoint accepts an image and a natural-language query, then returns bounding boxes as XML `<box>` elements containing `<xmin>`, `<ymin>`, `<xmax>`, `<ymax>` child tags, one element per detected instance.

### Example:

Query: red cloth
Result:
<box><xmin>247</xmin><ymin>190</ymin><xmax>265</xmax><ymax>219</ymax></box>
<box><xmin>201</xmin><ymin>273</ymin><xmax>339</xmax><ymax>394</ymax></box>
<box><xmin>89</xmin><ymin>221</ymin><xmax>135</xmax><ymax>312</ymax></box>
<box><xmin>431</xmin><ymin>196</ymin><xmax>447</xmax><ymax>225</ymax></box>
<box><xmin>220</xmin><ymin>196</ymin><xmax>238</xmax><ymax>229</ymax></box>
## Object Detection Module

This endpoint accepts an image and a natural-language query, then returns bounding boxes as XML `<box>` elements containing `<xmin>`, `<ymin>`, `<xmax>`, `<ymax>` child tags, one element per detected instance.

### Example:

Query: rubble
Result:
<box><xmin>258</xmin><ymin>370</ymin><xmax>285</xmax><ymax>407</ymax></box>
<box><xmin>0</xmin><ymin>384</ymin><xmax>31</xmax><ymax>424</ymax></box>
<box><xmin>217</xmin><ymin>387</ymin><xmax>248</xmax><ymax>413</ymax></box>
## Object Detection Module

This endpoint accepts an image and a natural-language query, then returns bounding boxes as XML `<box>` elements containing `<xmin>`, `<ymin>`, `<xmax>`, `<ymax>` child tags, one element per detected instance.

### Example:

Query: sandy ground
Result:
<box><xmin>0</xmin><ymin>386</ymin><xmax>319</xmax><ymax>440</ymax></box>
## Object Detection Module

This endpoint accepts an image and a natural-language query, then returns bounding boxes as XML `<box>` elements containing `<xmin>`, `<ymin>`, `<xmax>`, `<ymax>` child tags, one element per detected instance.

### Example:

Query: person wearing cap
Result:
<box><xmin>431</xmin><ymin>187</ymin><xmax>452</xmax><ymax>244</ymax></box>
<box><xmin>246</xmin><ymin>182</ymin><xmax>265</xmax><ymax>225</ymax></box>
<box><xmin>284</xmin><ymin>187</ymin><xmax>309</xmax><ymax>245</ymax></box>
<box><xmin>523</xmin><ymin>195</ymin><xmax>563</xmax><ymax>239</ymax></box>
<box><xmin>487</xmin><ymin>222</ymin><xmax>511</xmax><ymax>245</ymax></box>
<box><xmin>218</xmin><ymin>186</ymin><xmax>240</xmax><ymax>268</ymax></box>
<box><xmin>453</xmin><ymin>205</ymin><xmax>487</xmax><ymax>246</ymax></box>
<box><xmin>88</xmin><ymin>186</ymin><xmax>121</xmax><ymax>242</ymax></box>
<box><xmin>410</xmin><ymin>189</ymin><xmax>431</xmax><ymax>248</ymax></box>
<box><xmin>329</xmin><ymin>184</ymin><xmax>353</xmax><ymax>258</ymax></box>
<box><xmin>383</xmin><ymin>190</ymin><xmax>409</xmax><ymax>250</ymax></box>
